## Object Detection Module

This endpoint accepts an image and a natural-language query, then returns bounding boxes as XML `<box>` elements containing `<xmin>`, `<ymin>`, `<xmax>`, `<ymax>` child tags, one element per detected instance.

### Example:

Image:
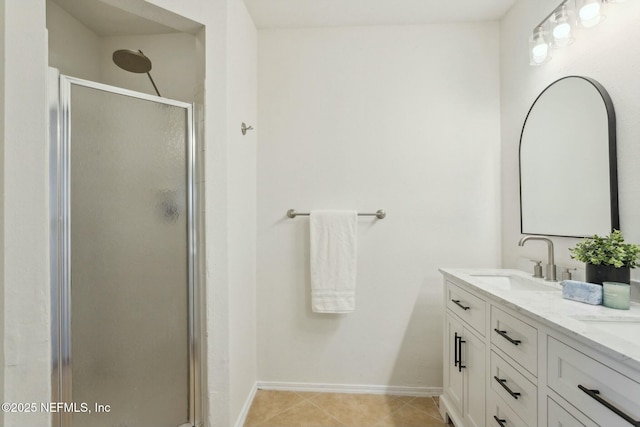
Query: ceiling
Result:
<box><xmin>50</xmin><ymin>0</ymin><xmax>202</xmax><ymax>36</ymax></box>
<box><xmin>243</xmin><ymin>0</ymin><xmax>518</xmax><ymax>29</ymax></box>
<box><xmin>50</xmin><ymin>0</ymin><xmax>518</xmax><ymax>36</ymax></box>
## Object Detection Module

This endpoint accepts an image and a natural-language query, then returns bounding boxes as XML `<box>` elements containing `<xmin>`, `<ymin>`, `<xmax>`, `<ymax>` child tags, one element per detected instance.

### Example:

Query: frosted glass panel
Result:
<box><xmin>70</xmin><ymin>84</ymin><xmax>189</xmax><ymax>427</ymax></box>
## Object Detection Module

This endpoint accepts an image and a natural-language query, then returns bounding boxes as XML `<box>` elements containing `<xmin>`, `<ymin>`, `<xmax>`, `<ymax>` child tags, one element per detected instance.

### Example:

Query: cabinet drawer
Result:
<box><xmin>446</xmin><ymin>281</ymin><xmax>486</xmax><ymax>336</ymax></box>
<box><xmin>491</xmin><ymin>306</ymin><xmax>538</xmax><ymax>376</ymax></box>
<box><xmin>547</xmin><ymin>397</ymin><xmax>597</xmax><ymax>427</ymax></box>
<box><xmin>491</xmin><ymin>351</ymin><xmax>537</xmax><ymax>427</ymax></box>
<box><xmin>487</xmin><ymin>389</ymin><xmax>528</xmax><ymax>427</ymax></box>
<box><xmin>548</xmin><ymin>337</ymin><xmax>640</xmax><ymax>427</ymax></box>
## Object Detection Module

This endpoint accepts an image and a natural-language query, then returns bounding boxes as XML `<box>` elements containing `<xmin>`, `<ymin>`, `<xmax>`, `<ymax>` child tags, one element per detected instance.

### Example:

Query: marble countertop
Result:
<box><xmin>439</xmin><ymin>268</ymin><xmax>640</xmax><ymax>372</ymax></box>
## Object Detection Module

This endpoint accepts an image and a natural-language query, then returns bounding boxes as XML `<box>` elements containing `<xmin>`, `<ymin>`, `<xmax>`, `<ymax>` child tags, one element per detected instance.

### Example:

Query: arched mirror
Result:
<box><xmin>519</xmin><ymin>75</ymin><xmax>619</xmax><ymax>237</ymax></box>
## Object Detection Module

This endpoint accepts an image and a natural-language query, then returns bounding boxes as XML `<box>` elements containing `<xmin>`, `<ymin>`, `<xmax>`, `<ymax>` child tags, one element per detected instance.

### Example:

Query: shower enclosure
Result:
<box><xmin>49</xmin><ymin>70</ymin><xmax>201</xmax><ymax>427</ymax></box>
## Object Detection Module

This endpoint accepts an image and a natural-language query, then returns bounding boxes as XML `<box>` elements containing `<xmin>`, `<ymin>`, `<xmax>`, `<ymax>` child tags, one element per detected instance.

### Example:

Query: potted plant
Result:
<box><xmin>569</xmin><ymin>230</ymin><xmax>640</xmax><ymax>285</ymax></box>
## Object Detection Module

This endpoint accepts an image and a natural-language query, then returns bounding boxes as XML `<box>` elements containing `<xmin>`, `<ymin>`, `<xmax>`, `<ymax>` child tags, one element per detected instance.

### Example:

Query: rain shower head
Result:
<box><xmin>112</xmin><ymin>49</ymin><xmax>152</xmax><ymax>73</ymax></box>
<box><xmin>112</xmin><ymin>49</ymin><xmax>161</xmax><ymax>97</ymax></box>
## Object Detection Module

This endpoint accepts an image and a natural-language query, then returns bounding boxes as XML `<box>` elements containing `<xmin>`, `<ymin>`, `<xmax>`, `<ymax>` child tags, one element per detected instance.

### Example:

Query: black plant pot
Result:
<box><xmin>585</xmin><ymin>263</ymin><xmax>630</xmax><ymax>285</ymax></box>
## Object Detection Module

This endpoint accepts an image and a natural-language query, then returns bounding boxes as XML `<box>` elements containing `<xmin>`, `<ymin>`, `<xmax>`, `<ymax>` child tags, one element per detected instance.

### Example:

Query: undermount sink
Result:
<box><xmin>468</xmin><ymin>273</ymin><xmax>558</xmax><ymax>292</ymax></box>
<box><xmin>571</xmin><ymin>315</ymin><xmax>640</xmax><ymax>341</ymax></box>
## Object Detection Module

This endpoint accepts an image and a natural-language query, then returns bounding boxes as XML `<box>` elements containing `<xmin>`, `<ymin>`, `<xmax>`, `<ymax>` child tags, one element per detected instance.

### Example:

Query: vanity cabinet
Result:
<box><xmin>440</xmin><ymin>271</ymin><xmax>640</xmax><ymax>427</ymax></box>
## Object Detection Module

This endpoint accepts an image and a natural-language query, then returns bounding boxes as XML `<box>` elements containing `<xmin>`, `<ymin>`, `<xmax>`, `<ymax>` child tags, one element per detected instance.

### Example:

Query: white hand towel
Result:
<box><xmin>310</xmin><ymin>210</ymin><xmax>358</xmax><ymax>313</ymax></box>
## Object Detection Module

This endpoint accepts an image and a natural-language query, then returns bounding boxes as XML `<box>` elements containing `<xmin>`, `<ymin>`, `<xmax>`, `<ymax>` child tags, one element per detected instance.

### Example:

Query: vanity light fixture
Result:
<box><xmin>529</xmin><ymin>0</ymin><xmax>625</xmax><ymax>66</ymax></box>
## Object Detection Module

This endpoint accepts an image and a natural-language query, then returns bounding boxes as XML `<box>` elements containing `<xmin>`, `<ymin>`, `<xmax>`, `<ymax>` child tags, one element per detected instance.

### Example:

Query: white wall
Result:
<box><xmin>257</xmin><ymin>23</ymin><xmax>501</xmax><ymax>390</ymax></box>
<box><xmin>2</xmin><ymin>1</ymin><xmax>50</xmax><ymax>426</ymax></box>
<box><xmin>500</xmin><ymin>1</ymin><xmax>640</xmax><ymax>276</ymax></box>
<box><xmin>47</xmin><ymin>0</ymin><xmax>101</xmax><ymax>81</ymax></box>
<box><xmin>226</xmin><ymin>0</ymin><xmax>258</xmax><ymax>424</ymax></box>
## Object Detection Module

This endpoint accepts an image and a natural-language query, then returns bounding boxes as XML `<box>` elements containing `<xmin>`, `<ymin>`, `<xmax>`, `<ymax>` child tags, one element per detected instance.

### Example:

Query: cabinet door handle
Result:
<box><xmin>494</xmin><ymin>328</ymin><xmax>522</xmax><ymax>346</ymax></box>
<box><xmin>458</xmin><ymin>337</ymin><xmax>466</xmax><ymax>372</ymax></box>
<box><xmin>493</xmin><ymin>415</ymin><xmax>507</xmax><ymax>427</ymax></box>
<box><xmin>494</xmin><ymin>376</ymin><xmax>521</xmax><ymax>399</ymax></box>
<box><xmin>454</xmin><ymin>332</ymin><xmax>459</xmax><ymax>367</ymax></box>
<box><xmin>451</xmin><ymin>299</ymin><xmax>470</xmax><ymax>311</ymax></box>
<box><xmin>578</xmin><ymin>385</ymin><xmax>640</xmax><ymax>427</ymax></box>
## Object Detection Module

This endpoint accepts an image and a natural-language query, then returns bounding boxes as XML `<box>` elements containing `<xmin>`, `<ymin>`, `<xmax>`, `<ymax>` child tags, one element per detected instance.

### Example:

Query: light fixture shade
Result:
<box><xmin>576</xmin><ymin>0</ymin><xmax>606</xmax><ymax>28</ymax></box>
<box><xmin>529</xmin><ymin>26</ymin><xmax>551</xmax><ymax>65</ymax></box>
<box><xmin>551</xmin><ymin>4</ymin><xmax>576</xmax><ymax>47</ymax></box>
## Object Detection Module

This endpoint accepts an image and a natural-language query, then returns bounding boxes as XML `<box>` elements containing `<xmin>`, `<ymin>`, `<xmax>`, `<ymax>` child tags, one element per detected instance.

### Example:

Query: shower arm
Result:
<box><xmin>146</xmin><ymin>72</ymin><xmax>161</xmax><ymax>97</ymax></box>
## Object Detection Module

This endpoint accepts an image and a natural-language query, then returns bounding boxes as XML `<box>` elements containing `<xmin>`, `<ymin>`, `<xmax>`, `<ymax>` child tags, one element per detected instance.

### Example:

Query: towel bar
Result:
<box><xmin>287</xmin><ymin>209</ymin><xmax>386</xmax><ymax>219</ymax></box>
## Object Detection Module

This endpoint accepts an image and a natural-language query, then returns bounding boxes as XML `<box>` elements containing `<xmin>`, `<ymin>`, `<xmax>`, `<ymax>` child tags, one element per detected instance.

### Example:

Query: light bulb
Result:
<box><xmin>551</xmin><ymin>6</ymin><xmax>574</xmax><ymax>47</ymax></box>
<box><xmin>580</xmin><ymin>2</ymin><xmax>601</xmax><ymax>20</ymax></box>
<box><xmin>553</xmin><ymin>22</ymin><xmax>571</xmax><ymax>40</ymax></box>
<box><xmin>578</xmin><ymin>0</ymin><xmax>605</xmax><ymax>28</ymax></box>
<box><xmin>529</xmin><ymin>27</ymin><xmax>550</xmax><ymax>65</ymax></box>
<box><xmin>532</xmin><ymin>43</ymin><xmax>550</xmax><ymax>64</ymax></box>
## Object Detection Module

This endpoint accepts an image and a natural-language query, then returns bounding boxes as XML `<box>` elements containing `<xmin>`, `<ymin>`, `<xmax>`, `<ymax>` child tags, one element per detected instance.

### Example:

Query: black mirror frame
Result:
<box><xmin>519</xmin><ymin>75</ymin><xmax>619</xmax><ymax>237</ymax></box>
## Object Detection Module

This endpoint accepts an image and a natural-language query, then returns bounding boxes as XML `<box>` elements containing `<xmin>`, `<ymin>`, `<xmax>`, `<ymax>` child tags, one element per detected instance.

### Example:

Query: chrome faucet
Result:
<box><xmin>518</xmin><ymin>236</ymin><xmax>557</xmax><ymax>281</ymax></box>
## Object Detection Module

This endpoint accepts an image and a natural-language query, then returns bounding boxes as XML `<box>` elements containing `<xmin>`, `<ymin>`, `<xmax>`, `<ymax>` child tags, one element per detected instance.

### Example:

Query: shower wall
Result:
<box><xmin>46</xmin><ymin>0</ymin><xmax>101</xmax><ymax>81</ymax></box>
<box><xmin>100</xmin><ymin>33</ymin><xmax>199</xmax><ymax>102</ymax></box>
<box><xmin>46</xmin><ymin>0</ymin><xmax>199</xmax><ymax>103</ymax></box>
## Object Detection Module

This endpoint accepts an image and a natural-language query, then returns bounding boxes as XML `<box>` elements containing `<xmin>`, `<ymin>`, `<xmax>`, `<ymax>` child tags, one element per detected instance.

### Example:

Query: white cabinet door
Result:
<box><xmin>444</xmin><ymin>312</ymin><xmax>464</xmax><ymax>413</ymax></box>
<box><xmin>444</xmin><ymin>310</ymin><xmax>486</xmax><ymax>427</ymax></box>
<box><xmin>463</xmin><ymin>326</ymin><xmax>486</xmax><ymax>427</ymax></box>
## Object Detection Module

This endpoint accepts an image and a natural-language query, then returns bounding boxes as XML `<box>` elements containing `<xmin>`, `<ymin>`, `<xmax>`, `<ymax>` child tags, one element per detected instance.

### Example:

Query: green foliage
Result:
<box><xmin>570</xmin><ymin>230</ymin><xmax>640</xmax><ymax>268</ymax></box>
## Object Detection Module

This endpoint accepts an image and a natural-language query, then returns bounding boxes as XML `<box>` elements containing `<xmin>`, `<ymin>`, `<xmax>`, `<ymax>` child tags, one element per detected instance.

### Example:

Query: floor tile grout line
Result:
<box><xmin>389</xmin><ymin>398</ymin><xmax>412</xmax><ymax>415</ymax></box>
<box><xmin>248</xmin><ymin>391</ymin><xmax>445</xmax><ymax>427</ymax></box>
<box><xmin>301</xmin><ymin>393</ymin><xmax>350</xmax><ymax>426</ymax></box>
<box><xmin>403</xmin><ymin>398</ymin><xmax>447</xmax><ymax>423</ymax></box>
<box><xmin>294</xmin><ymin>390</ymin><xmax>319</xmax><ymax>403</ymax></box>
<box><xmin>250</xmin><ymin>393</ymin><xmax>309</xmax><ymax>427</ymax></box>
<box><xmin>300</xmin><ymin>392</ymin><xmax>420</xmax><ymax>427</ymax></box>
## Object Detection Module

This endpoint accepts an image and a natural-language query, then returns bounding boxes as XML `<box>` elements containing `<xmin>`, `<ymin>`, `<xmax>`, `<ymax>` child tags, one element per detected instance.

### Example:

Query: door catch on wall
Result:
<box><xmin>241</xmin><ymin>122</ymin><xmax>254</xmax><ymax>135</ymax></box>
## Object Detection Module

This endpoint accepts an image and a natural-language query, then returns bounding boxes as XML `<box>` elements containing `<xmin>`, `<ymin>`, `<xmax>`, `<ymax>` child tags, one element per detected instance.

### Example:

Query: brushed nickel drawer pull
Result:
<box><xmin>451</xmin><ymin>299</ymin><xmax>470</xmax><ymax>311</ymax></box>
<box><xmin>578</xmin><ymin>385</ymin><xmax>640</xmax><ymax>427</ymax></box>
<box><xmin>494</xmin><ymin>376</ymin><xmax>521</xmax><ymax>399</ymax></box>
<box><xmin>494</xmin><ymin>328</ymin><xmax>522</xmax><ymax>346</ymax></box>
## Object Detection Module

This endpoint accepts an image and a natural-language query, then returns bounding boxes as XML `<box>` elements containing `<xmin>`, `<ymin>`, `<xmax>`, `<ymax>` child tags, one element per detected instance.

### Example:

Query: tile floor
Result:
<box><xmin>244</xmin><ymin>390</ymin><xmax>450</xmax><ymax>427</ymax></box>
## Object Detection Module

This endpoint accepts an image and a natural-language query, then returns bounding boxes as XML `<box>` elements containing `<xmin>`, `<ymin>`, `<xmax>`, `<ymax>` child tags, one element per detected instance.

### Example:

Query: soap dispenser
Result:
<box><xmin>561</xmin><ymin>267</ymin><xmax>576</xmax><ymax>281</ymax></box>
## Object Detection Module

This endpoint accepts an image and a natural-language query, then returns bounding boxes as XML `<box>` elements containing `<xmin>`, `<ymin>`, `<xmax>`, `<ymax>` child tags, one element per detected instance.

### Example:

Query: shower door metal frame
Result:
<box><xmin>49</xmin><ymin>69</ymin><xmax>202</xmax><ymax>427</ymax></box>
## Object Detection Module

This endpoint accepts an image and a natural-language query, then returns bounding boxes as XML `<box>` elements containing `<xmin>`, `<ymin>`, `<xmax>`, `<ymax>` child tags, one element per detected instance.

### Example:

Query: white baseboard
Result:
<box><xmin>233</xmin><ymin>382</ymin><xmax>258</xmax><ymax>427</ymax></box>
<box><xmin>256</xmin><ymin>381</ymin><xmax>442</xmax><ymax>397</ymax></box>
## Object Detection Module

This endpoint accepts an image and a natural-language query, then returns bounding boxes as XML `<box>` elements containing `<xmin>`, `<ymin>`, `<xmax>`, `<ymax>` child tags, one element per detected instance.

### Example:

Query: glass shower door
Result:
<box><xmin>53</xmin><ymin>73</ymin><xmax>196</xmax><ymax>427</ymax></box>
